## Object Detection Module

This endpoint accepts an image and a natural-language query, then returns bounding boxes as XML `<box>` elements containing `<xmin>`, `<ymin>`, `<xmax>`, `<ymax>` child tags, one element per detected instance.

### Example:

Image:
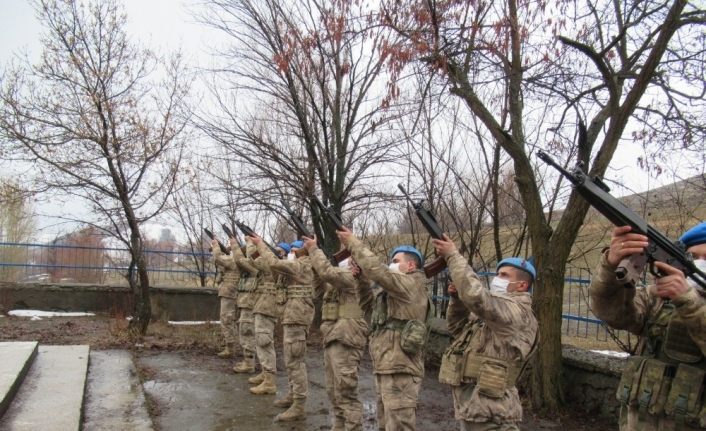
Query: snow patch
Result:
<box><xmin>168</xmin><ymin>320</ymin><xmax>220</xmax><ymax>325</ymax></box>
<box><xmin>590</xmin><ymin>349</ymin><xmax>630</xmax><ymax>358</ymax></box>
<box><xmin>8</xmin><ymin>309</ymin><xmax>95</xmax><ymax>320</ymax></box>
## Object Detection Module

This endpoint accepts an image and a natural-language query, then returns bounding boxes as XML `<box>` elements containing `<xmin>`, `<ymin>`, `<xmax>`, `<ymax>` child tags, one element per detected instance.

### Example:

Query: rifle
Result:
<box><xmin>537</xmin><ymin>150</ymin><xmax>706</xmax><ymax>290</ymax></box>
<box><xmin>312</xmin><ymin>196</ymin><xmax>351</xmax><ymax>263</ymax></box>
<box><xmin>280</xmin><ymin>200</ymin><xmax>312</xmax><ymax>258</ymax></box>
<box><xmin>234</xmin><ymin>220</ymin><xmax>281</xmax><ymax>259</ymax></box>
<box><xmin>397</xmin><ymin>184</ymin><xmax>447</xmax><ymax>278</ymax></box>
<box><xmin>222</xmin><ymin>223</ymin><xmax>246</xmax><ymax>255</ymax></box>
<box><xmin>203</xmin><ymin>228</ymin><xmax>229</xmax><ymax>255</ymax></box>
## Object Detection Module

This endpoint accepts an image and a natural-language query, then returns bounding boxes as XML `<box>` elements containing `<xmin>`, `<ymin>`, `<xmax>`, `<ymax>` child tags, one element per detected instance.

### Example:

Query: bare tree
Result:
<box><xmin>196</xmin><ymin>0</ymin><xmax>406</xmax><ymax>253</ymax></box>
<box><xmin>0</xmin><ymin>0</ymin><xmax>191</xmax><ymax>336</ymax></box>
<box><xmin>0</xmin><ymin>181</ymin><xmax>35</xmax><ymax>282</ymax></box>
<box><xmin>379</xmin><ymin>0</ymin><xmax>706</xmax><ymax>411</ymax></box>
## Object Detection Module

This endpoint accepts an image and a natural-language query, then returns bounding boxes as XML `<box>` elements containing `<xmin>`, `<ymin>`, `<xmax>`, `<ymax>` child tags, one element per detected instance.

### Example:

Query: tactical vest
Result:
<box><xmin>370</xmin><ymin>290</ymin><xmax>431</xmax><ymax>356</ymax></box>
<box><xmin>439</xmin><ymin>318</ymin><xmax>537</xmax><ymax>398</ymax></box>
<box><xmin>616</xmin><ymin>301</ymin><xmax>706</xmax><ymax>427</ymax></box>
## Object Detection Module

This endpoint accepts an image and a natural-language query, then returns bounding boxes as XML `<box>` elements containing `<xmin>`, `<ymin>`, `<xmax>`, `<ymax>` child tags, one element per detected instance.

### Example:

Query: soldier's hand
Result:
<box><xmin>302</xmin><ymin>235</ymin><xmax>317</xmax><ymax>251</ymax></box>
<box><xmin>350</xmin><ymin>260</ymin><xmax>360</xmax><ymax>277</ymax></box>
<box><xmin>228</xmin><ymin>238</ymin><xmax>238</xmax><ymax>248</ymax></box>
<box><xmin>210</xmin><ymin>239</ymin><xmax>218</xmax><ymax>249</ymax></box>
<box><xmin>607</xmin><ymin>226</ymin><xmax>649</xmax><ymax>267</ymax></box>
<box><xmin>652</xmin><ymin>261</ymin><xmax>690</xmax><ymax>299</ymax></box>
<box><xmin>336</xmin><ymin>226</ymin><xmax>354</xmax><ymax>246</ymax></box>
<box><xmin>247</xmin><ymin>234</ymin><xmax>262</xmax><ymax>245</ymax></box>
<box><xmin>432</xmin><ymin>234</ymin><xmax>457</xmax><ymax>258</ymax></box>
<box><xmin>447</xmin><ymin>282</ymin><xmax>458</xmax><ymax>298</ymax></box>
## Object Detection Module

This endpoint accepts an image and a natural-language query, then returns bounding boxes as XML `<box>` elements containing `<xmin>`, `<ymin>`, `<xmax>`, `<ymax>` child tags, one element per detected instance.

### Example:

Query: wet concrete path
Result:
<box><xmin>134</xmin><ymin>346</ymin><xmax>456</xmax><ymax>431</ymax></box>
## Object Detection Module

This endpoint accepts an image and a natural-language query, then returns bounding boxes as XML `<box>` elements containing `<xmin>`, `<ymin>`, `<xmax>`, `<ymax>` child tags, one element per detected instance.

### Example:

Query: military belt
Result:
<box><xmin>286</xmin><ymin>284</ymin><xmax>312</xmax><ymax>299</ymax></box>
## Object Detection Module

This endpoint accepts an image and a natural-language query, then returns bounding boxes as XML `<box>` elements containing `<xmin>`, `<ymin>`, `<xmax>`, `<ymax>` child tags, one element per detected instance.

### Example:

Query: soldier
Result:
<box><xmin>250</xmin><ymin>236</ymin><xmax>315</xmax><ymax>422</ymax></box>
<box><xmin>211</xmin><ymin>239</ymin><xmax>239</xmax><ymax>359</ymax></box>
<box><xmin>230</xmin><ymin>239</ymin><xmax>258</xmax><ymax>374</ymax></box>
<box><xmin>589</xmin><ymin>223</ymin><xmax>706</xmax><ymax>431</ymax></box>
<box><xmin>247</xmin><ymin>240</ymin><xmax>290</xmax><ymax>395</ymax></box>
<box><xmin>432</xmin><ymin>235</ymin><xmax>538</xmax><ymax>431</ymax></box>
<box><xmin>336</xmin><ymin>227</ymin><xmax>429</xmax><ymax>431</ymax></box>
<box><xmin>303</xmin><ymin>235</ymin><xmax>372</xmax><ymax>431</ymax></box>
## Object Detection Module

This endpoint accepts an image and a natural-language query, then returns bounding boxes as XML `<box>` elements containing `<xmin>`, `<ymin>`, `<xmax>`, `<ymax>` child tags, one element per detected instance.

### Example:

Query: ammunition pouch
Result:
<box><xmin>464</xmin><ymin>355</ymin><xmax>522</xmax><ymax>399</ymax></box>
<box><xmin>322</xmin><ymin>302</ymin><xmax>364</xmax><ymax>321</ymax></box>
<box><xmin>665</xmin><ymin>364</ymin><xmax>706</xmax><ymax>426</ymax></box>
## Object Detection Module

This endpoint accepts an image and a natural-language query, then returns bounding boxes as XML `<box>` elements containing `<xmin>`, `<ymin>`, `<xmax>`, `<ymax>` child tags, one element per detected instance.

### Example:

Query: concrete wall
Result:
<box><xmin>0</xmin><ymin>282</ymin><xmax>219</xmax><ymax>321</ymax></box>
<box><xmin>426</xmin><ymin>317</ymin><xmax>624</xmax><ymax>420</ymax></box>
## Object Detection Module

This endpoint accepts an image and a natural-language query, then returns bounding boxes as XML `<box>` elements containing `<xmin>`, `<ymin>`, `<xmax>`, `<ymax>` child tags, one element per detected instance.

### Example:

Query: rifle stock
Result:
<box><xmin>538</xmin><ymin>149</ymin><xmax>706</xmax><ymax>290</ymax></box>
<box><xmin>222</xmin><ymin>223</ymin><xmax>246</xmax><ymax>254</ymax></box>
<box><xmin>397</xmin><ymin>184</ymin><xmax>447</xmax><ymax>278</ymax></box>
<box><xmin>234</xmin><ymin>220</ymin><xmax>280</xmax><ymax>259</ymax></box>
<box><xmin>203</xmin><ymin>228</ymin><xmax>229</xmax><ymax>255</ymax></box>
<box><xmin>312</xmin><ymin>196</ymin><xmax>349</xmax><ymax>263</ymax></box>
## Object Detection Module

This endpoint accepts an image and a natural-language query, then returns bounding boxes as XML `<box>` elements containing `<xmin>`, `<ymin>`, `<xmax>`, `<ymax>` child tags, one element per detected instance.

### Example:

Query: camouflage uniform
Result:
<box><xmin>257</xmin><ymin>241</ymin><xmax>315</xmax><ymax>418</ymax></box>
<box><xmin>347</xmin><ymin>236</ymin><xmax>428</xmax><ymax>431</ymax></box>
<box><xmin>232</xmin><ymin>246</ymin><xmax>257</xmax><ymax>366</ymax></box>
<box><xmin>440</xmin><ymin>252</ymin><xmax>537</xmax><ymax>430</ymax></box>
<box><xmin>590</xmin><ymin>252</ymin><xmax>706</xmax><ymax>431</ymax></box>
<box><xmin>310</xmin><ymin>248</ymin><xmax>372</xmax><ymax>431</ymax></box>
<box><xmin>247</xmin><ymin>241</ymin><xmax>281</xmax><ymax>376</ymax></box>
<box><xmin>212</xmin><ymin>244</ymin><xmax>239</xmax><ymax>350</ymax></box>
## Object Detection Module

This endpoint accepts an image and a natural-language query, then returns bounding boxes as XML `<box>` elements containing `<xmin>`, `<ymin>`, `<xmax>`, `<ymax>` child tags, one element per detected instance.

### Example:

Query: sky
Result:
<box><xmin>0</xmin><ymin>0</ymin><xmax>698</xmax><ymax>243</ymax></box>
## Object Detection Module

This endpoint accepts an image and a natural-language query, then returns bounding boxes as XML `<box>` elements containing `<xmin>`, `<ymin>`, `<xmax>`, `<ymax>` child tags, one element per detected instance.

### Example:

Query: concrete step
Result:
<box><xmin>0</xmin><ymin>345</ymin><xmax>90</xmax><ymax>431</ymax></box>
<box><xmin>82</xmin><ymin>350</ymin><xmax>153</xmax><ymax>430</ymax></box>
<box><xmin>0</xmin><ymin>341</ymin><xmax>38</xmax><ymax>419</ymax></box>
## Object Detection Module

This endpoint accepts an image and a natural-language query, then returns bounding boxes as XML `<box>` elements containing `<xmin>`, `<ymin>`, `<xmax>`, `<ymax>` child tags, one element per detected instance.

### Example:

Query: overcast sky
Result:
<box><xmin>0</xmin><ymin>0</ymin><xmax>697</xmax><ymax>242</ymax></box>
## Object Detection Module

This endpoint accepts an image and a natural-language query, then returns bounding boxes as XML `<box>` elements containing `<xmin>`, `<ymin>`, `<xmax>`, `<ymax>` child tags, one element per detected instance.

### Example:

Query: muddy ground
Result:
<box><xmin>0</xmin><ymin>314</ymin><xmax>617</xmax><ymax>430</ymax></box>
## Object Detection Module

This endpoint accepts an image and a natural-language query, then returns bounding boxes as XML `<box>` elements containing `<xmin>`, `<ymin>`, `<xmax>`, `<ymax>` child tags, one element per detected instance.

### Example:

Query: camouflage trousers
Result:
<box><xmin>219</xmin><ymin>297</ymin><xmax>238</xmax><ymax>344</ymax></box>
<box><xmin>374</xmin><ymin>373</ymin><xmax>422</xmax><ymax>431</ymax></box>
<box><xmin>620</xmin><ymin>405</ymin><xmax>703</xmax><ymax>431</ymax></box>
<box><xmin>283</xmin><ymin>324</ymin><xmax>309</xmax><ymax>400</ymax></box>
<box><xmin>324</xmin><ymin>341</ymin><xmax>364</xmax><ymax>431</ymax></box>
<box><xmin>254</xmin><ymin>313</ymin><xmax>277</xmax><ymax>373</ymax></box>
<box><xmin>238</xmin><ymin>308</ymin><xmax>255</xmax><ymax>357</ymax></box>
<box><xmin>460</xmin><ymin>421</ymin><xmax>518</xmax><ymax>431</ymax></box>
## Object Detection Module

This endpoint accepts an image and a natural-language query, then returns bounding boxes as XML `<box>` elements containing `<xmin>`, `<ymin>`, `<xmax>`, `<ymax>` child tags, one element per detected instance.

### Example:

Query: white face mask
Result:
<box><xmin>489</xmin><ymin>277</ymin><xmax>510</xmax><ymax>294</ymax></box>
<box><xmin>688</xmin><ymin>259</ymin><xmax>706</xmax><ymax>288</ymax></box>
<box><xmin>338</xmin><ymin>258</ymin><xmax>349</xmax><ymax>269</ymax></box>
<box><xmin>388</xmin><ymin>262</ymin><xmax>401</xmax><ymax>273</ymax></box>
<box><xmin>287</xmin><ymin>252</ymin><xmax>296</xmax><ymax>261</ymax></box>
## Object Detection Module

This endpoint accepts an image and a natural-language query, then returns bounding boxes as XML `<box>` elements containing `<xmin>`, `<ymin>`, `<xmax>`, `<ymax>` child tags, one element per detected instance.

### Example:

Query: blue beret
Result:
<box><xmin>277</xmin><ymin>242</ymin><xmax>292</xmax><ymax>254</ymax></box>
<box><xmin>390</xmin><ymin>245</ymin><xmax>424</xmax><ymax>266</ymax></box>
<box><xmin>497</xmin><ymin>257</ymin><xmax>536</xmax><ymax>281</ymax></box>
<box><xmin>680</xmin><ymin>222</ymin><xmax>706</xmax><ymax>249</ymax></box>
<box><xmin>290</xmin><ymin>240</ymin><xmax>304</xmax><ymax>249</ymax></box>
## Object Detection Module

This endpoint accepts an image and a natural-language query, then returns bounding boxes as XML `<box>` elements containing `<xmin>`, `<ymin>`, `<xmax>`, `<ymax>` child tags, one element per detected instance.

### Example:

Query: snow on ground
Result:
<box><xmin>8</xmin><ymin>309</ymin><xmax>96</xmax><ymax>320</ymax></box>
<box><xmin>590</xmin><ymin>349</ymin><xmax>630</xmax><ymax>358</ymax></box>
<box><xmin>168</xmin><ymin>320</ymin><xmax>220</xmax><ymax>325</ymax></box>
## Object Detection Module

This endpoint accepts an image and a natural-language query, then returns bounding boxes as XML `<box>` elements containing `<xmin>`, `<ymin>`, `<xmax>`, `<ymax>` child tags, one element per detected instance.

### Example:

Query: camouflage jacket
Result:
<box><xmin>246</xmin><ymin>242</ymin><xmax>280</xmax><ymax>317</ymax></box>
<box><xmin>347</xmin><ymin>236</ymin><xmax>428</xmax><ymax>377</ymax></box>
<box><xmin>309</xmin><ymin>247</ymin><xmax>370</xmax><ymax>350</ymax></box>
<box><xmin>257</xmin><ymin>241</ymin><xmax>315</xmax><ymax>327</ymax></box>
<box><xmin>212</xmin><ymin>245</ymin><xmax>239</xmax><ymax>299</ymax></box>
<box><xmin>445</xmin><ymin>251</ymin><xmax>537</xmax><ymax>424</ymax></box>
<box><xmin>589</xmin><ymin>251</ymin><xmax>706</xmax><ymax>357</ymax></box>
<box><xmin>231</xmin><ymin>245</ymin><xmax>258</xmax><ymax>309</ymax></box>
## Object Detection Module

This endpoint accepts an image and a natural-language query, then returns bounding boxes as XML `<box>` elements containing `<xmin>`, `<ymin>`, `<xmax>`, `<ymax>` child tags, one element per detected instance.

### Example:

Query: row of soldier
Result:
<box><xmin>209</xmin><ymin>220</ymin><xmax>706</xmax><ymax>431</ymax></box>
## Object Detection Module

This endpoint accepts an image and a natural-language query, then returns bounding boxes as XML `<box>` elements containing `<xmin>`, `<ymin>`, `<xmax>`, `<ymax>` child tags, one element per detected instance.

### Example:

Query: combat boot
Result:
<box><xmin>217</xmin><ymin>342</ymin><xmax>234</xmax><ymax>358</ymax></box>
<box><xmin>274</xmin><ymin>398</ymin><xmax>305</xmax><ymax>422</ymax></box>
<box><xmin>249</xmin><ymin>372</ymin><xmax>276</xmax><ymax>395</ymax></box>
<box><xmin>248</xmin><ymin>371</ymin><xmax>265</xmax><ymax>385</ymax></box>
<box><xmin>233</xmin><ymin>356</ymin><xmax>255</xmax><ymax>373</ymax></box>
<box><xmin>273</xmin><ymin>392</ymin><xmax>292</xmax><ymax>408</ymax></box>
